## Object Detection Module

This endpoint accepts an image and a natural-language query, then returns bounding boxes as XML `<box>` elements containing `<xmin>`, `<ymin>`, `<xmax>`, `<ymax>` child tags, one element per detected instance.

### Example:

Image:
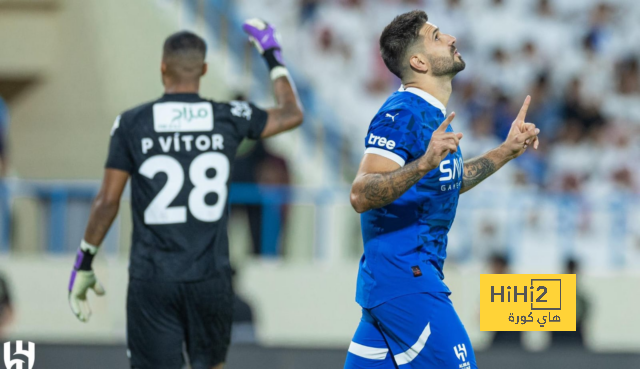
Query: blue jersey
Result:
<box><xmin>356</xmin><ymin>87</ymin><xmax>463</xmax><ymax>309</ymax></box>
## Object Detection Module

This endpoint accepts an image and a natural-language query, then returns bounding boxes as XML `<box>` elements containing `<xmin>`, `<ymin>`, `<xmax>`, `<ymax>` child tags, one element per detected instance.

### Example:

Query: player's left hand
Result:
<box><xmin>500</xmin><ymin>95</ymin><xmax>540</xmax><ymax>159</ymax></box>
<box><xmin>68</xmin><ymin>270</ymin><xmax>105</xmax><ymax>322</ymax></box>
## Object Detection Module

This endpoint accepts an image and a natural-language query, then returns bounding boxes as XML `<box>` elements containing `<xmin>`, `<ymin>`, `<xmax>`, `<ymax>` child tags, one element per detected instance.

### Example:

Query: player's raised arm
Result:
<box><xmin>460</xmin><ymin>96</ymin><xmax>540</xmax><ymax>194</ymax></box>
<box><xmin>350</xmin><ymin>112</ymin><xmax>462</xmax><ymax>213</ymax></box>
<box><xmin>242</xmin><ymin>19</ymin><xmax>303</xmax><ymax>138</ymax></box>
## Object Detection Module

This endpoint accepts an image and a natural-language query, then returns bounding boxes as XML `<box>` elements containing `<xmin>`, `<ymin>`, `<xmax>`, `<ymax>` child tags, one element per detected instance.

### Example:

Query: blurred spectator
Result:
<box><xmin>461</xmin><ymin>111</ymin><xmax>501</xmax><ymax>159</ymax></box>
<box><xmin>616</xmin><ymin>57</ymin><xmax>640</xmax><ymax>95</ymax></box>
<box><xmin>591</xmin><ymin>128</ymin><xmax>639</xmax><ymax>195</ymax></box>
<box><xmin>485</xmin><ymin>49</ymin><xmax>516</xmax><ymax>94</ymax></box>
<box><xmin>561</xmin><ymin>33</ymin><xmax>614</xmax><ymax>105</ymax></box>
<box><xmin>602</xmin><ymin>57</ymin><xmax>640</xmax><ymax>123</ymax></box>
<box><xmin>300</xmin><ymin>0</ymin><xmax>320</xmax><ymax>24</ymax></box>
<box><xmin>546</xmin><ymin>120</ymin><xmax>594</xmax><ymax>193</ymax></box>
<box><xmin>551</xmin><ymin>259</ymin><xmax>590</xmax><ymax>347</ymax></box>
<box><xmin>536</xmin><ymin>0</ymin><xmax>554</xmax><ymax>18</ymax></box>
<box><xmin>490</xmin><ymin>91</ymin><xmax>515</xmax><ymax>140</ymax></box>
<box><xmin>232</xmin><ymin>138</ymin><xmax>290</xmax><ymax>255</ymax></box>
<box><xmin>0</xmin><ymin>96</ymin><xmax>8</xmax><ymax>177</ymax></box>
<box><xmin>234</xmin><ymin>0</ymin><xmax>640</xmax><ymax>258</ymax></box>
<box><xmin>366</xmin><ymin>47</ymin><xmax>396</xmax><ymax>96</ymax></box>
<box><xmin>527</xmin><ymin>73</ymin><xmax>561</xmax><ymax>140</ymax></box>
<box><xmin>488</xmin><ymin>254</ymin><xmax>524</xmax><ymax>348</ymax></box>
<box><xmin>587</xmin><ymin>3</ymin><xmax>614</xmax><ymax>53</ymax></box>
<box><xmin>489</xmin><ymin>253</ymin><xmax>508</xmax><ymax>275</ymax></box>
<box><xmin>0</xmin><ymin>272</ymin><xmax>13</xmax><ymax>339</ymax></box>
<box><xmin>560</xmin><ymin>78</ymin><xmax>605</xmax><ymax>137</ymax></box>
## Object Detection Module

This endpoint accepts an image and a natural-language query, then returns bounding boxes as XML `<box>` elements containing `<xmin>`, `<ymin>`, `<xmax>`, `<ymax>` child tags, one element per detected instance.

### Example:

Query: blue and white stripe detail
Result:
<box><xmin>347</xmin><ymin>341</ymin><xmax>389</xmax><ymax>360</ymax></box>
<box><xmin>348</xmin><ymin>322</ymin><xmax>431</xmax><ymax>365</ymax></box>
<box><xmin>394</xmin><ymin>323</ymin><xmax>431</xmax><ymax>365</ymax></box>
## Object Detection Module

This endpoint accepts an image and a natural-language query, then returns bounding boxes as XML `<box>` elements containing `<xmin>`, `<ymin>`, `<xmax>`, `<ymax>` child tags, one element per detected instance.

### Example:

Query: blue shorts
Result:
<box><xmin>344</xmin><ymin>292</ymin><xmax>477</xmax><ymax>369</ymax></box>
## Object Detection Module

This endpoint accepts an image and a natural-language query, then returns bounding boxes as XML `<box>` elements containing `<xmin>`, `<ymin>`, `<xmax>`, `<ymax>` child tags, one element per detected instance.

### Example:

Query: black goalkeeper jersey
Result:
<box><xmin>106</xmin><ymin>93</ymin><xmax>268</xmax><ymax>282</ymax></box>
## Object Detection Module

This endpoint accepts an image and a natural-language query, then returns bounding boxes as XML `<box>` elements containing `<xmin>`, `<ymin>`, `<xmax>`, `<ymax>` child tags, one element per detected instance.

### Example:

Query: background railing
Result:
<box><xmin>2</xmin><ymin>179</ymin><xmax>638</xmax><ymax>271</ymax></box>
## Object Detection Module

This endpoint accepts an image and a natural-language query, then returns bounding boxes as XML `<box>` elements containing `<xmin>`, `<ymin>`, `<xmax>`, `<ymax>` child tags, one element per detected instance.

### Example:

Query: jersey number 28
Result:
<box><xmin>139</xmin><ymin>153</ymin><xmax>229</xmax><ymax>224</ymax></box>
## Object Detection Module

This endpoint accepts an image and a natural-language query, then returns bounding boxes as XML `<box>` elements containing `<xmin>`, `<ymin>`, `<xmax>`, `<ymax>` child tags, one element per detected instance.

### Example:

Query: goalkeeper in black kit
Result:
<box><xmin>67</xmin><ymin>20</ymin><xmax>302</xmax><ymax>369</ymax></box>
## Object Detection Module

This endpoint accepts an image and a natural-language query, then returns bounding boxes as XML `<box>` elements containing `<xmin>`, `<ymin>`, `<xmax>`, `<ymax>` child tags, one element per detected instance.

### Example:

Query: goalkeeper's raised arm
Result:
<box><xmin>242</xmin><ymin>19</ymin><xmax>304</xmax><ymax>138</ymax></box>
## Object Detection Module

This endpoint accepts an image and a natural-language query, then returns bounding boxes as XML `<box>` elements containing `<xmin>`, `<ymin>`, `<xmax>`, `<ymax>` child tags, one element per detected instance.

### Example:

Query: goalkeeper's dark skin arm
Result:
<box><xmin>84</xmin><ymin>169</ymin><xmax>129</xmax><ymax>246</ymax></box>
<box><xmin>261</xmin><ymin>76</ymin><xmax>303</xmax><ymax>138</ymax></box>
<box><xmin>243</xmin><ymin>19</ymin><xmax>303</xmax><ymax>138</ymax></box>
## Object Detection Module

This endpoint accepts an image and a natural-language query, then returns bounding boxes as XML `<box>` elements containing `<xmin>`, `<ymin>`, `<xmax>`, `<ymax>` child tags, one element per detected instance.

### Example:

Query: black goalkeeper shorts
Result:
<box><xmin>127</xmin><ymin>277</ymin><xmax>233</xmax><ymax>369</ymax></box>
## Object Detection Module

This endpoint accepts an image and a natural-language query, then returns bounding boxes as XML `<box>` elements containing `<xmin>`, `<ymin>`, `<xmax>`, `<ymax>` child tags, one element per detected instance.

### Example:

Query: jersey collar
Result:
<box><xmin>161</xmin><ymin>93</ymin><xmax>202</xmax><ymax>102</ymax></box>
<box><xmin>398</xmin><ymin>85</ymin><xmax>447</xmax><ymax>117</ymax></box>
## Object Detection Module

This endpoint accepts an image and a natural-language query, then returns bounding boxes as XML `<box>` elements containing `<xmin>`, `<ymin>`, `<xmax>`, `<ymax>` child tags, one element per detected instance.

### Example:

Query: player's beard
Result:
<box><xmin>428</xmin><ymin>53</ymin><xmax>466</xmax><ymax>77</ymax></box>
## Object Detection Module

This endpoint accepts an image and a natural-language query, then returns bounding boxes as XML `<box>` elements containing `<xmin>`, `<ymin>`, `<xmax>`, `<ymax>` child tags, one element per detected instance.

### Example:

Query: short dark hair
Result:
<box><xmin>490</xmin><ymin>253</ymin><xmax>509</xmax><ymax>268</ymax></box>
<box><xmin>162</xmin><ymin>31</ymin><xmax>207</xmax><ymax>81</ymax></box>
<box><xmin>566</xmin><ymin>258</ymin><xmax>578</xmax><ymax>273</ymax></box>
<box><xmin>379</xmin><ymin>10</ymin><xmax>429</xmax><ymax>79</ymax></box>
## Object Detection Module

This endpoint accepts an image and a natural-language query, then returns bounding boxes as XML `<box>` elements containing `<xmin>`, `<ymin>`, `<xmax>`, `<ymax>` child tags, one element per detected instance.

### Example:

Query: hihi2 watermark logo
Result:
<box><xmin>3</xmin><ymin>341</ymin><xmax>35</xmax><ymax>369</ymax></box>
<box><xmin>480</xmin><ymin>274</ymin><xmax>576</xmax><ymax>331</ymax></box>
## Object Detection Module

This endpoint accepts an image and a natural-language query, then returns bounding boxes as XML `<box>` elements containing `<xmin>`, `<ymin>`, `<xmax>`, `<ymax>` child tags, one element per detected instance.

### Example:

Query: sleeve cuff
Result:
<box><xmin>364</xmin><ymin>147</ymin><xmax>406</xmax><ymax>167</ymax></box>
<box><xmin>105</xmin><ymin>162</ymin><xmax>133</xmax><ymax>173</ymax></box>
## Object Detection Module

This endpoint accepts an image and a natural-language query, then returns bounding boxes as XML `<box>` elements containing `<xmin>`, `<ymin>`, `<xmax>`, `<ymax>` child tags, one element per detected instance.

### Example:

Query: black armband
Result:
<box><xmin>73</xmin><ymin>240</ymin><xmax>99</xmax><ymax>271</ymax></box>
<box><xmin>263</xmin><ymin>48</ymin><xmax>285</xmax><ymax>70</ymax></box>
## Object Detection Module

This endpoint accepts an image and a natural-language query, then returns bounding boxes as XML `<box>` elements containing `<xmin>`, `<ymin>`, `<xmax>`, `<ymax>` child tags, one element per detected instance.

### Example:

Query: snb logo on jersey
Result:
<box><xmin>367</xmin><ymin>133</ymin><xmax>396</xmax><ymax>150</ymax></box>
<box><xmin>439</xmin><ymin>157</ymin><xmax>463</xmax><ymax>192</ymax></box>
<box><xmin>153</xmin><ymin>102</ymin><xmax>213</xmax><ymax>132</ymax></box>
<box><xmin>439</xmin><ymin>157</ymin><xmax>463</xmax><ymax>182</ymax></box>
<box><xmin>3</xmin><ymin>341</ymin><xmax>35</xmax><ymax>369</ymax></box>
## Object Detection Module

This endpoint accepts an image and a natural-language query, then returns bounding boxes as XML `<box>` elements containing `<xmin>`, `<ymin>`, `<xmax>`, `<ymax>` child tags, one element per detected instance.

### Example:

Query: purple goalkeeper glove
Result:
<box><xmin>242</xmin><ymin>19</ymin><xmax>286</xmax><ymax>73</ymax></box>
<box><xmin>68</xmin><ymin>240</ymin><xmax>105</xmax><ymax>322</ymax></box>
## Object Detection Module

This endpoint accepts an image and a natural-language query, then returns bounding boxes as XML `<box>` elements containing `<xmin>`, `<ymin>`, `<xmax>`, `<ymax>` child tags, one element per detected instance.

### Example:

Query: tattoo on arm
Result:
<box><xmin>356</xmin><ymin>160</ymin><xmax>425</xmax><ymax>211</ymax></box>
<box><xmin>460</xmin><ymin>157</ymin><xmax>497</xmax><ymax>193</ymax></box>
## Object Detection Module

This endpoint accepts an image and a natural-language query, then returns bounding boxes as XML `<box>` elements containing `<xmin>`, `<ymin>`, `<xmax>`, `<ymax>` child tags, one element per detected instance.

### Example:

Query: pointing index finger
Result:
<box><xmin>517</xmin><ymin>95</ymin><xmax>531</xmax><ymax>122</ymax></box>
<box><xmin>436</xmin><ymin>112</ymin><xmax>456</xmax><ymax>133</ymax></box>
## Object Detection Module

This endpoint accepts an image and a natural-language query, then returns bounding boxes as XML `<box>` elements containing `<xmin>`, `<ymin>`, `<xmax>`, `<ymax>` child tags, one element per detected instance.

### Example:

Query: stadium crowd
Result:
<box><xmin>235</xmin><ymin>0</ymin><xmax>640</xmax><ymax>269</ymax></box>
<box><xmin>239</xmin><ymin>0</ymin><xmax>640</xmax><ymax>195</ymax></box>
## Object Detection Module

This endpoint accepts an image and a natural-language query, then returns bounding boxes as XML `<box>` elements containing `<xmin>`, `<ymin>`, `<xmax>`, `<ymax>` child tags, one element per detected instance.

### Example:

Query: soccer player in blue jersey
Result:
<box><xmin>344</xmin><ymin>11</ymin><xmax>540</xmax><ymax>369</ymax></box>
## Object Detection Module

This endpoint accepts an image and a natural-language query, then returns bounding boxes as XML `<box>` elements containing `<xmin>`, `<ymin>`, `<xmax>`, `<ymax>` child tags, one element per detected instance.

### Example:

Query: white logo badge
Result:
<box><xmin>385</xmin><ymin>113</ymin><xmax>399</xmax><ymax>122</ymax></box>
<box><xmin>453</xmin><ymin>343</ymin><xmax>467</xmax><ymax>362</ymax></box>
<box><xmin>4</xmin><ymin>341</ymin><xmax>35</xmax><ymax>369</ymax></box>
<box><xmin>230</xmin><ymin>101</ymin><xmax>253</xmax><ymax>120</ymax></box>
<box><xmin>367</xmin><ymin>133</ymin><xmax>396</xmax><ymax>150</ymax></box>
<box><xmin>153</xmin><ymin>102</ymin><xmax>213</xmax><ymax>132</ymax></box>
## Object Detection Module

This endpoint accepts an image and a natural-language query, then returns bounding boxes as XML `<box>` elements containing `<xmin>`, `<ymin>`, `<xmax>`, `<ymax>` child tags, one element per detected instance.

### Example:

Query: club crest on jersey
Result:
<box><xmin>453</xmin><ymin>343</ymin><xmax>471</xmax><ymax>368</ymax></box>
<box><xmin>153</xmin><ymin>102</ymin><xmax>213</xmax><ymax>132</ymax></box>
<box><xmin>230</xmin><ymin>101</ymin><xmax>253</xmax><ymax>120</ymax></box>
